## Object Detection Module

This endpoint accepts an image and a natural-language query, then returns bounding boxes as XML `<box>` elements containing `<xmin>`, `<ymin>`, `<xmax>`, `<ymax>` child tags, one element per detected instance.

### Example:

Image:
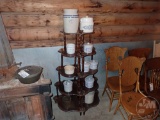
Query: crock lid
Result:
<box><xmin>80</xmin><ymin>16</ymin><xmax>93</xmax><ymax>22</ymax></box>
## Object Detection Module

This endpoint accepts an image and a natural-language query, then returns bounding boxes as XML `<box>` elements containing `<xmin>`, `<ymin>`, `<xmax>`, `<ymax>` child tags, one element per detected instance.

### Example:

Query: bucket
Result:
<box><xmin>85</xmin><ymin>77</ymin><xmax>94</xmax><ymax>88</ymax></box>
<box><xmin>85</xmin><ymin>91</ymin><xmax>95</xmax><ymax>104</ymax></box>
<box><xmin>63</xmin><ymin>80</ymin><xmax>73</xmax><ymax>92</ymax></box>
<box><xmin>66</xmin><ymin>43</ymin><xmax>75</xmax><ymax>54</ymax></box>
<box><xmin>83</xmin><ymin>43</ymin><xmax>93</xmax><ymax>54</ymax></box>
<box><xmin>63</xmin><ymin>9</ymin><xmax>79</xmax><ymax>33</ymax></box>
<box><xmin>90</xmin><ymin>60</ymin><xmax>98</xmax><ymax>70</ymax></box>
<box><xmin>80</xmin><ymin>16</ymin><xmax>94</xmax><ymax>33</ymax></box>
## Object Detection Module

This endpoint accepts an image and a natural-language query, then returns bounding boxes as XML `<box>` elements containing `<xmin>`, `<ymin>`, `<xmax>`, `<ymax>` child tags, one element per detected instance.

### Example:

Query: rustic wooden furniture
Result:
<box><xmin>0</xmin><ymin>77</ymin><xmax>53</xmax><ymax>120</ymax></box>
<box><xmin>102</xmin><ymin>46</ymin><xmax>127</xmax><ymax>111</ymax></box>
<box><xmin>114</xmin><ymin>56</ymin><xmax>157</xmax><ymax>120</ymax></box>
<box><xmin>128</xmin><ymin>48</ymin><xmax>151</xmax><ymax>91</ymax></box>
<box><xmin>144</xmin><ymin>57</ymin><xmax>160</xmax><ymax>100</ymax></box>
<box><xmin>54</xmin><ymin>31</ymin><xmax>99</xmax><ymax>115</ymax></box>
<box><xmin>128</xmin><ymin>48</ymin><xmax>151</xmax><ymax>59</ymax></box>
<box><xmin>153</xmin><ymin>41</ymin><xmax>160</xmax><ymax>58</ymax></box>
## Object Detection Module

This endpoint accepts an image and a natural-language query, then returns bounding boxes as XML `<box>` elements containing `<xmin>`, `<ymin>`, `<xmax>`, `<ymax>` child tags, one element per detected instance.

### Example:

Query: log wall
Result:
<box><xmin>0</xmin><ymin>0</ymin><xmax>160</xmax><ymax>48</ymax></box>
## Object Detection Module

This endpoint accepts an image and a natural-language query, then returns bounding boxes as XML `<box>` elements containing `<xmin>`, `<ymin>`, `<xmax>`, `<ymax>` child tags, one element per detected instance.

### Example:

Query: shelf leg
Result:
<box><xmin>91</xmin><ymin>55</ymin><xmax>93</xmax><ymax>60</ymax></box>
<box><xmin>80</xmin><ymin>112</ymin><xmax>82</xmax><ymax>116</ymax></box>
<box><xmin>83</xmin><ymin>112</ymin><xmax>85</xmax><ymax>115</ymax></box>
<box><xmin>61</xmin><ymin>55</ymin><xmax>63</xmax><ymax>66</ymax></box>
<box><xmin>64</xmin><ymin>34</ymin><xmax>66</xmax><ymax>52</ymax></box>
<box><xmin>82</xmin><ymin>57</ymin><xmax>84</xmax><ymax>72</ymax></box>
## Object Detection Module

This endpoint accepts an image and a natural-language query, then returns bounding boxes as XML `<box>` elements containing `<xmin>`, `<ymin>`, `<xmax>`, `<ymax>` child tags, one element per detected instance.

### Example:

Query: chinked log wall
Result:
<box><xmin>0</xmin><ymin>0</ymin><xmax>160</xmax><ymax>48</ymax></box>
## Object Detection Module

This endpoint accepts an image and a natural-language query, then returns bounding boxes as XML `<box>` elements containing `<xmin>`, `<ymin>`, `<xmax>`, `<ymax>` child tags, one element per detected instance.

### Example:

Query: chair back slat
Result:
<box><xmin>120</xmin><ymin>56</ymin><xmax>145</xmax><ymax>87</ymax></box>
<box><xmin>105</xmin><ymin>46</ymin><xmax>127</xmax><ymax>71</ymax></box>
<box><xmin>128</xmin><ymin>48</ymin><xmax>151</xmax><ymax>59</ymax></box>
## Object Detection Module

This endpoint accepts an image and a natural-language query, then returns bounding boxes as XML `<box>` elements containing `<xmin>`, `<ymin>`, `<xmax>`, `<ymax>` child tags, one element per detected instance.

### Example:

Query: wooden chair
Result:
<box><xmin>102</xmin><ymin>46</ymin><xmax>127</xmax><ymax>111</ymax></box>
<box><xmin>153</xmin><ymin>40</ymin><xmax>160</xmax><ymax>58</ymax></box>
<box><xmin>144</xmin><ymin>57</ymin><xmax>160</xmax><ymax>101</ymax></box>
<box><xmin>128</xmin><ymin>48</ymin><xmax>151</xmax><ymax>91</ymax></box>
<box><xmin>128</xmin><ymin>48</ymin><xmax>151</xmax><ymax>59</ymax></box>
<box><xmin>114</xmin><ymin>56</ymin><xmax>158</xmax><ymax>120</ymax></box>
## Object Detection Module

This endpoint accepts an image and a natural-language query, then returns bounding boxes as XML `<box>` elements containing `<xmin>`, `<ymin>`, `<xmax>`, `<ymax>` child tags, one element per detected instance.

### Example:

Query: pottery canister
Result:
<box><xmin>84</xmin><ymin>61</ymin><xmax>90</xmax><ymax>72</ymax></box>
<box><xmin>81</xmin><ymin>61</ymin><xmax>90</xmax><ymax>72</ymax></box>
<box><xmin>64</xmin><ymin>65</ymin><xmax>75</xmax><ymax>74</ymax></box>
<box><xmin>63</xmin><ymin>80</ymin><xmax>73</xmax><ymax>92</ymax></box>
<box><xmin>85</xmin><ymin>77</ymin><xmax>94</xmax><ymax>88</ymax></box>
<box><xmin>83</xmin><ymin>43</ymin><xmax>93</xmax><ymax>54</ymax></box>
<box><xmin>63</xmin><ymin>9</ymin><xmax>79</xmax><ymax>33</ymax></box>
<box><xmin>85</xmin><ymin>91</ymin><xmax>95</xmax><ymax>104</ymax></box>
<box><xmin>90</xmin><ymin>60</ymin><xmax>98</xmax><ymax>70</ymax></box>
<box><xmin>66</xmin><ymin>43</ymin><xmax>75</xmax><ymax>54</ymax></box>
<box><xmin>80</xmin><ymin>16</ymin><xmax>94</xmax><ymax>33</ymax></box>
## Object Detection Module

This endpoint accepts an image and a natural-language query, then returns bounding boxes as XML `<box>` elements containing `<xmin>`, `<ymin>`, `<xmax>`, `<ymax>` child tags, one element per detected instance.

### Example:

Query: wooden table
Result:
<box><xmin>0</xmin><ymin>77</ymin><xmax>54</xmax><ymax>120</ymax></box>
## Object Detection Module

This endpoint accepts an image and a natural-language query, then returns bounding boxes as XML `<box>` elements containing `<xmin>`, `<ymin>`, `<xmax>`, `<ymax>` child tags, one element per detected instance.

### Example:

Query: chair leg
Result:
<box><xmin>128</xmin><ymin>115</ymin><xmax>132</xmax><ymax>120</ymax></box>
<box><xmin>114</xmin><ymin>98</ymin><xmax>121</xmax><ymax>115</ymax></box>
<box><xmin>109</xmin><ymin>92</ymin><xmax>114</xmax><ymax>112</ymax></box>
<box><xmin>102</xmin><ymin>82</ymin><xmax>108</xmax><ymax>96</ymax></box>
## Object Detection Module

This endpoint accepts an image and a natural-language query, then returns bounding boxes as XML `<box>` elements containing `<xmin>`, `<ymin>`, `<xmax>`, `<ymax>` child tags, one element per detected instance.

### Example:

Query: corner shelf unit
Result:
<box><xmin>54</xmin><ymin>31</ymin><xmax>99</xmax><ymax>115</ymax></box>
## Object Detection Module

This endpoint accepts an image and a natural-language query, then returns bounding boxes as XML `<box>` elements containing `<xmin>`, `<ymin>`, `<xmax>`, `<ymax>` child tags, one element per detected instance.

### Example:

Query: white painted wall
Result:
<box><xmin>13</xmin><ymin>41</ymin><xmax>153</xmax><ymax>96</ymax></box>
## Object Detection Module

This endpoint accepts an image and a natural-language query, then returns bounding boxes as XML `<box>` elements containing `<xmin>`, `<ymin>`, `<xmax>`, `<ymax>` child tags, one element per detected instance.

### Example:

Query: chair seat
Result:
<box><xmin>122</xmin><ymin>92</ymin><xmax>157</xmax><ymax>117</ymax></box>
<box><xmin>107</xmin><ymin>76</ymin><xmax>135</xmax><ymax>92</ymax></box>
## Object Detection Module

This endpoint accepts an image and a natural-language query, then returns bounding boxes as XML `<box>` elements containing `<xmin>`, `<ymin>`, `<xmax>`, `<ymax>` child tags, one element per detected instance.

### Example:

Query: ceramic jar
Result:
<box><xmin>64</xmin><ymin>65</ymin><xmax>75</xmax><ymax>74</ymax></box>
<box><xmin>66</xmin><ymin>43</ymin><xmax>75</xmax><ymax>54</ymax></box>
<box><xmin>90</xmin><ymin>60</ymin><xmax>98</xmax><ymax>70</ymax></box>
<box><xmin>80</xmin><ymin>16</ymin><xmax>94</xmax><ymax>33</ymax></box>
<box><xmin>85</xmin><ymin>77</ymin><xmax>94</xmax><ymax>88</ymax></box>
<box><xmin>63</xmin><ymin>80</ymin><xmax>73</xmax><ymax>92</ymax></box>
<box><xmin>83</xmin><ymin>43</ymin><xmax>93</xmax><ymax>54</ymax></box>
<box><xmin>83</xmin><ymin>61</ymin><xmax>90</xmax><ymax>72</ymax></box>
<box><xmin>63</xmin><ymin>9</ymin><xmax>79</xmax><ymax>33</ymax></box>
<box><xmin>81</xmin><ymin>61</ymin><xmax>90</xmax><ymax>73</ymax></box>
<box><xmin>85</xmin><ymin>91</ymin><xmax>95</xmax><ymax>104</ymax></box>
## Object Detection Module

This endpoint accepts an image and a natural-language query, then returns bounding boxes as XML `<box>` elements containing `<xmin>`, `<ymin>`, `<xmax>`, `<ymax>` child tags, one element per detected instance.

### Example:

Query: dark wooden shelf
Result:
<box><xmin>56</xmin><ymin>95</ymin><xmax>80</xmax><ymax>112</ymax></box>
<box><xmin>55</xmin><ymin>78</ymin><xmax>98</xmax><ymax>96</ymax></box>
<box><xmin>55</xmin><ymin>31</ymin><xmax>99</xmax><ymax>114</ymax></box>
<box><xmin>58</xmin><ymin>48</ymin><xmax>96</xmax><ymax>57</ymax></box>
<box><xmin>55</xmin><ymin>90</ymin><xmax>99</xmax><ymax>112</ymax></box>
<box><xmin>78</xmin><ymin>69</ymin><xmax>98</xmax><ymax>78</ymax></box>
<box><xmin>56</xmin><ymin>66</ymin><xmax>78</xmax><ymax>78</ymax></box>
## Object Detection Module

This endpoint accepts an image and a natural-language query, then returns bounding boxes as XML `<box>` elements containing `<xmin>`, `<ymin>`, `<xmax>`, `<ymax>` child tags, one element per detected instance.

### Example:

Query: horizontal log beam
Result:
<box><xmin>10</xmin><ymin>34</ymin><xmax>160</xmax><ymax>49</ymax></box>
<box><xmin>6</xmin><ymin>25</ymin><xmax>160</xmax><ymax>41</ymax></box>
<box><xmin>2</xmin><ymin>13</ymin><xmax>160</xmax><ymax>27</ymax></box>
<box><xmin>0</xmin><ymin>0</ymin><xmax>160</xmax><ymax>13</ymax></box>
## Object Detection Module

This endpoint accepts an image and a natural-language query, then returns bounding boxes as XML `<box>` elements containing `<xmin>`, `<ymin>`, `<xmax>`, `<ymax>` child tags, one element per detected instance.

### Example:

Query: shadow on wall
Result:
<box><xmin>12</xmin><ymin>41</ymin><xmax>153</xmax><ymax>95</ymax></box>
